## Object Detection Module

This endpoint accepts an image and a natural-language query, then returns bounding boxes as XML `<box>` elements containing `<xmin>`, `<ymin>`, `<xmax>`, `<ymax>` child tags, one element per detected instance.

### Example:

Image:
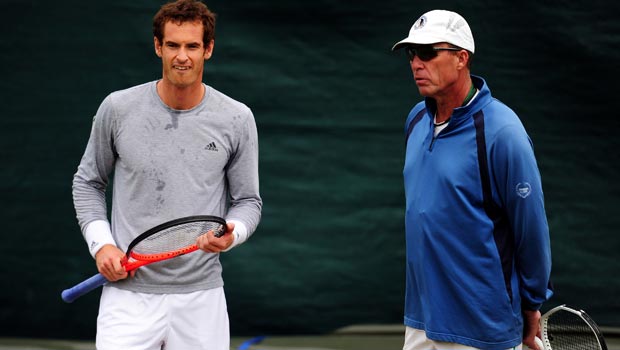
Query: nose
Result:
<box><xmin>176</xmin><ymin>48</ymin><xmax>189</xmax><ymax>62</ymax></box>
<box><xmin>410</xmin><ymin>56</ymin><xmax>424</xmax><ymax>70</ymax></box>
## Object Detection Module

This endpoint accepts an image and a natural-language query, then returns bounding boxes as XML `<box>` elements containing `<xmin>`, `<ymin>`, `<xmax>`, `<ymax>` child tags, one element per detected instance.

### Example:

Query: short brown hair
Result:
<box><xmin>153</xmin><ymin>0</ymin><xmax>216</xmax><ymax>47</ymax></box>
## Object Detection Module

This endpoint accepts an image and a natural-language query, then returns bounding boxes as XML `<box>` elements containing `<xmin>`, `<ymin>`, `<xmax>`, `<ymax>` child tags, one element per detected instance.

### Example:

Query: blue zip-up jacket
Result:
<box><xmin>403</xmin><ymin>76</ymin><xmax>553</xmax><ymax>349</ymax></box>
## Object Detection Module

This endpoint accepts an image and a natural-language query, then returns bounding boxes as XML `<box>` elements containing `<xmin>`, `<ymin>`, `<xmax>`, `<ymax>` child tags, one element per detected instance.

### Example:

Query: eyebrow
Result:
<box><xmin>163</xmin><ymin>40</ymin><xmax>202</xmax><ymax>47</ymax></box>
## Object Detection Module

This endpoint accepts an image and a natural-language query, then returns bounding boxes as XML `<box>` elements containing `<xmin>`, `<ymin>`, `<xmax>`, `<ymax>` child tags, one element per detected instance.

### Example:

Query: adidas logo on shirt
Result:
<box><xmin>204</xmin><ymin>142</ymin><xmax>218</xmax><ymax>152</ymax></box>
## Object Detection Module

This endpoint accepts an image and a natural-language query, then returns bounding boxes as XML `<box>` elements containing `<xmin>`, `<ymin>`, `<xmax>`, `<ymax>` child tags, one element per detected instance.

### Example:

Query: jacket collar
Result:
<box><xmin>424</xmin><ymin>75</ymin><xmax>491</xmax><ymax>123</ymax></box>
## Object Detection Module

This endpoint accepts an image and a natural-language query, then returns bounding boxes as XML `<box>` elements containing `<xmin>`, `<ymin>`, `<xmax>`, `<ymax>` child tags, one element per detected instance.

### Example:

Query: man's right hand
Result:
<box><xmin>522</xmin><ymin>309</ymin><xmax>542</xmax><ymax>350</ymax></box>
<box><xmin>95</xmin><ymin>244</ymin><xmax>128</xmax><ymax>281</ymax></box>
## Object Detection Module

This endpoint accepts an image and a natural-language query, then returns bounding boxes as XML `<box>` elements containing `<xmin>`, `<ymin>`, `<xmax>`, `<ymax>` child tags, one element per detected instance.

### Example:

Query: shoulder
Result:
<box><xmin>107</xmin><ymin>81</ymin><xmax>153</xmax><ymax>102</ymax></box>
<box><xmin>475</xmin><ymin>76</ymin><xmax>525</xmax><ymax>135</ymax></box>
<box><xmin>405</xmin><ymin>101</ymin><xmax>428</xmax><ymax>127</ymax></box>
<box><xmin>481</xmin><ymin>98</ymin><xmax>527</xmax><ymax>137</ymax></box>
<box><xmin>480</xmin><ymin>99</ymin><xmax>535</xmax><ymax>160</ymax></box>
<box><xmin>91</xmin><ymin>82</ymin><xmax>156</xmax><ymax>129</ymax></box>
<box><xmin>98</xmin><ymin>82</ymin><xmax>154</xmax><ymax>114</ymax></box>
<box><xmin>205</xmin><ymin>85</ymin><xmax>252</xmax><ymax>117</ymax></box>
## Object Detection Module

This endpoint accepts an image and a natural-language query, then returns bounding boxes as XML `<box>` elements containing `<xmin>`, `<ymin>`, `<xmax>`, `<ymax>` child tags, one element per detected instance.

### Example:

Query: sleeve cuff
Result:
<box><xmin>223</xmin><ymin>219</ymin><xmax>248</xmax><ymax>252</ymax></box>
<box><xmin>83</xmin><ymin>220</ymin><xmax>116</xmax><ymax>258</ymax></box>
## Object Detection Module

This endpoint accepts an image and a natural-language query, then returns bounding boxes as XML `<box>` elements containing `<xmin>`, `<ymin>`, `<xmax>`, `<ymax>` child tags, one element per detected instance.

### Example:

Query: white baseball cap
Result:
<box><xmin>392</xmin><ymin>10</ymin><xmax>475</xmax><ymax>53</ymax></box>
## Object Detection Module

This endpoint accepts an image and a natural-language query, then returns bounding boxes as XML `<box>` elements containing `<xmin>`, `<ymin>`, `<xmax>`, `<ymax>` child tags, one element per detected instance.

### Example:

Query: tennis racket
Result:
<box><xmin>535</xmin><ymin>304</ymin><xmax>608</xmax><ymax>350</ymax></box>
<box><xmin>61</xmin><ymin>215</ymin><xmax>226</xmax><ymax>303</ymax></box>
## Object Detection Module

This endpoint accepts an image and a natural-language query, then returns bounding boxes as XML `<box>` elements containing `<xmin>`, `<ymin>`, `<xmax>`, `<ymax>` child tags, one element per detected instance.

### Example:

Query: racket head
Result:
<box><xmin>540</xmin><ymin>304</ymin><xmax>607</xmax><ymax>350</ymax></box>
<box><xmin>124</xmin><ymin>215</ymin><xmax>226</xmax><ymax>270</ymax></box>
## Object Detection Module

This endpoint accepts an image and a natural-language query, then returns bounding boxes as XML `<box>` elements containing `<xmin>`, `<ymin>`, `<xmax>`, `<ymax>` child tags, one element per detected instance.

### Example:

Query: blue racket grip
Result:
<box><xmin>61</xmin><ymin>273</ymin><xmax>109</xmax><ymax>303</ymax></box>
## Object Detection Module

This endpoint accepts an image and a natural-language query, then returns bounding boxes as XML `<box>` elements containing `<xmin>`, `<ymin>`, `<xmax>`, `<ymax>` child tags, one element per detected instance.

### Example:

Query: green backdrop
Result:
<box><xmin>1</xmin><ymin>0</ymin><xmax>618</xmax><ymax>340</ymax></box>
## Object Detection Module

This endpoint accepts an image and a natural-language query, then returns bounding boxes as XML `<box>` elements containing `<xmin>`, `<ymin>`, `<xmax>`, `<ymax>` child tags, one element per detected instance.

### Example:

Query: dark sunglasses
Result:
<box><xmin>405</xmin><ymin>46</ymin><xmax>462</xmax><ymax>62</ymax></box>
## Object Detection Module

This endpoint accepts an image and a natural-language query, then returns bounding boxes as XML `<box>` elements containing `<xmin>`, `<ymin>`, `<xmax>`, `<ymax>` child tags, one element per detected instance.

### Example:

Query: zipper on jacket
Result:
<box><xmin>429</xmin><ymin>128</ymin><xmax>444</xmax><ymax>151</ymax></box>
<box><xmin>429</xmin><ymin>123</ymin><xmax>449</xmax><ymax>151</ymax></box>
<box><xmin>429</xmin><ymin>136</ymin><xmax>437</xmax><ymax>151</ymax></box>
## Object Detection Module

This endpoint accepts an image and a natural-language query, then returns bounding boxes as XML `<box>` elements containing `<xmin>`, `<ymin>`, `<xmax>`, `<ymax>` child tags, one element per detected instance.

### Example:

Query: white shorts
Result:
<box><xmin>404</xmin><ymin>326</ymin><xmax>523</xmax><ymax>350</ymax></box>
<box><xmin>96</xmin><ymin>286</ymin><xmax>229</xmax><ymax>350</ymax></box>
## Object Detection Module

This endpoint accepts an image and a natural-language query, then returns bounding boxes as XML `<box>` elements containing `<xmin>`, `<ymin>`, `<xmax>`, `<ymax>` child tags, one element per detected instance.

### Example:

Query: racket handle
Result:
<box><xmin>61</xmin><ymin>273</ymin><xmax>108</xmax><ymax>303</ymax></box>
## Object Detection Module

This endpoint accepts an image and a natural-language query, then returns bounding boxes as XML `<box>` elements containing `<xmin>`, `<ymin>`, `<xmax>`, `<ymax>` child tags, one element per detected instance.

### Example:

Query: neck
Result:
<box><xmin>156</xmin><ymin>80</ymin><xmax>205</xmax><ymax>110</ymax></box>
<box><xmin>433</xmin><ymin>76</ymin><xmax>473</xmax><ymax>123</ymax></box>
<box><xmin>461</xmin><ymin>82</ymin><xmax>477</xmax><ymax>106</ymax></box>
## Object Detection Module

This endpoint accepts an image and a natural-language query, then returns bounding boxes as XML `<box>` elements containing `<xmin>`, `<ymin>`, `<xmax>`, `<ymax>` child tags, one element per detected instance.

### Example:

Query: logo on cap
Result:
<box><xmin>413</xmin><ymin>15</ymin><xmax>427</xmax><ymax>30</ymax></box>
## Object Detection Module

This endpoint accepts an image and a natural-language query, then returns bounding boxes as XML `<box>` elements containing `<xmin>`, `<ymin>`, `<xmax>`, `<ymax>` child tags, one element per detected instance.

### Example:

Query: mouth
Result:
<box><xmin>173</xmin><ymin>65</ymin><xmax>191</xmax><ymax>71</ymax></box>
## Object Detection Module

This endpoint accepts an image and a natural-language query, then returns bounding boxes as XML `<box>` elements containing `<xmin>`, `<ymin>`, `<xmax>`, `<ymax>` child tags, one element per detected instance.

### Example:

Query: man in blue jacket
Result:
<box><xmin>392</xmin><ymin>9</ymin><xmax>553</xmax><ymax>350</ymax></box>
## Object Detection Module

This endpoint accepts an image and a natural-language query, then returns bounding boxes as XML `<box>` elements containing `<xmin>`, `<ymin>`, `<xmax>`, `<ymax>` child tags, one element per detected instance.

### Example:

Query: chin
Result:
<box><xmin>170</xmin><ymin>79</ymin><xmax>196</xmax><ymax>89</ymax></box>
<box><xmin>416</xmin><ymin>86</ymin><xmax>435</xmax><ymax>97</ymax></box>
<box><xmin>416</xmin><ymin>89</ymin><xmax>430</xmax><ymax>97</ymax></box>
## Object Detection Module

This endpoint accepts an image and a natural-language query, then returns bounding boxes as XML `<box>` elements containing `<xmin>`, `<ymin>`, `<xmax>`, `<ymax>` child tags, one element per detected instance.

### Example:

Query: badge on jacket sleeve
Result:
<box><xmin>516</xmin><ymin>182</ymin><xmax>532</xmax><ymax>198</ymax></box>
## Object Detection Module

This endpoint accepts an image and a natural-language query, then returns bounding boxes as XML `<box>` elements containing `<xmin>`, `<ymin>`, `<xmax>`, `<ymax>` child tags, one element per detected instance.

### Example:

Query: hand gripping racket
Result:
<box><xmin>535</xmin><ymin>304</ymin><xmax>608</xmax><ymax>350</ymax></box>
<box><xmin>61</xmin><ymin>215</ymin><xmax>226</xmax><ymax>303</ymax></box>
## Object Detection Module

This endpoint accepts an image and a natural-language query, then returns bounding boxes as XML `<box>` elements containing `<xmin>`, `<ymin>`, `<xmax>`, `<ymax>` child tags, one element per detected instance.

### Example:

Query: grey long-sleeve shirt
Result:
<box><xmin>72</xmin><ymin>81</ymin><xmax>262</xmax><ymax>293</ymax></box>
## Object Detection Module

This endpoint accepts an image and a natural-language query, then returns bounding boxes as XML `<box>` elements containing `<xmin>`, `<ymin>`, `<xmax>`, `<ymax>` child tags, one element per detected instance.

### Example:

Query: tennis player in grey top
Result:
<box><xmin>72</xmin><ymin>1</ymin><xmax>261</xmax><ymax>349</ymax></box>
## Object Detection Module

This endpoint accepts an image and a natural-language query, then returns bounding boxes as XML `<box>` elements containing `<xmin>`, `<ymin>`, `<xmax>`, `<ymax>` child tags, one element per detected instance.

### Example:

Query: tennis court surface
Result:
<box><xmin>1</xmin><ymin>325</ymin><xmax>619</xmax><ymax>350</ymax></box>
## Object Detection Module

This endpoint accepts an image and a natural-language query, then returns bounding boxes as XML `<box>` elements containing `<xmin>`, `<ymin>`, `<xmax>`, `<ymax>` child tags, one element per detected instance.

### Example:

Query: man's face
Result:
<box><xmin>408</xmin><ymin>44</ymin><xmax>463</xmax><ymax>98</ymax></box>
<box><xmin>154</xmin><ymin>20</ymin><xmax>213</xmax><ymax>89</ymax></box>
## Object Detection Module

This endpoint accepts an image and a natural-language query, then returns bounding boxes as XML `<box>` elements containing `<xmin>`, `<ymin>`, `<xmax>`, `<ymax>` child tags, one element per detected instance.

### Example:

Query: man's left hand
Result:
<box><xmin>197</xmin><ymin>222</ymin><xmax>235</xmax><ymax>253</ymax></box>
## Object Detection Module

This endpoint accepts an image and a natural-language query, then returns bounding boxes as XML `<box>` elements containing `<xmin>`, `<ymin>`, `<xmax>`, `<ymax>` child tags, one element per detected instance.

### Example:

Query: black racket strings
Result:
<box><xmin>546</xmin><ymin>309</ymin><xmax>607</xmax><ymax>350</ymax></box>
<box><xmin>132</xmin><ymin>220</ymin><xmax>224</xmax><ymax>255</ymax></box>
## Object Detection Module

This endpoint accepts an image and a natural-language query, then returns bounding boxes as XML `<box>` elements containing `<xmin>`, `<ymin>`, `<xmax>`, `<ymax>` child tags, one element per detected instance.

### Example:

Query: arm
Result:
<box><xmin>222</xmin><ymin>108</ymin><xmax>263</xmax><ymax>249</ymax></box>
<box><xmin>72</xmin><ymin>95</ymin><xmax>125</xmax><ymax>277</ymax></box>
<box><xmin>491</xmin><ymin>125</ymin><xmax>551</xmax><ymax>348</ymax></box>
<box><xmin>491</xmin><ymin>124</ymin><xmax>553</xmax><ymax>307</ymax></box>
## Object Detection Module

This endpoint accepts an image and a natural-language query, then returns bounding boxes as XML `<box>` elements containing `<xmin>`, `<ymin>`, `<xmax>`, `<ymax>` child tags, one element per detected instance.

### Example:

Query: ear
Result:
<box><xmin>204</xmin><ymin>39</ymin><xmax>215</xmax><ymax>61</ymax></box>
<box><xmin>154</xmin><ymin>36</ymin><xmax>162</xmax><ymax>58</ymax></box>
<box><xmin>456</xmin><ymin>50</ymin><xmax>469</xmax><ymax>70</ymax></box>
